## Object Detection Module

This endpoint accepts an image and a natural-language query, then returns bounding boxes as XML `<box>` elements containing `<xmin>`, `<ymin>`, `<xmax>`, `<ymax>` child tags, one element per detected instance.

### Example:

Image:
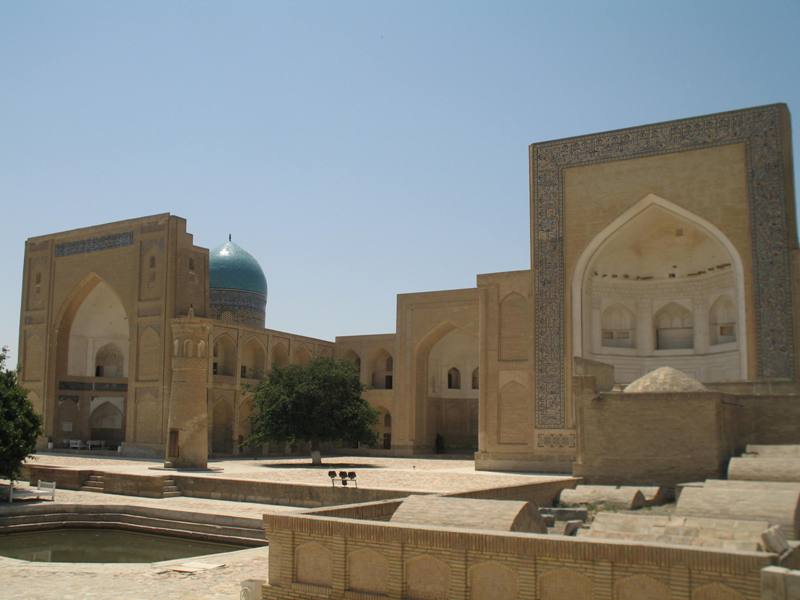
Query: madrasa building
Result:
<box><xmin>16</xmin><ymin>103</ymin><xmax>800</xmax><ymax>473</ymax></box>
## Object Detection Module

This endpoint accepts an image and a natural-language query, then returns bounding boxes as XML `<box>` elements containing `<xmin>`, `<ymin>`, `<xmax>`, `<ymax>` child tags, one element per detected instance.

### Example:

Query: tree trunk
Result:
<box><xmin>310</xmin><ymin>438</ymin><xmax>321</xmax><ymax>466</ymax></box>
<box><xmin>8</xmin><ymin>478</ymin><xmax>13</xmax><ymax>503</ymax></box>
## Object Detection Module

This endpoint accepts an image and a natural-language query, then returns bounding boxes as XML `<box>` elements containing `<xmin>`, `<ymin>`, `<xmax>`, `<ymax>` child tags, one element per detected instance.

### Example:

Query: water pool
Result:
<box><xmin>0</xmin><ymin>528</ymin><xmax>248</xmax><ymax>563</ymax></box>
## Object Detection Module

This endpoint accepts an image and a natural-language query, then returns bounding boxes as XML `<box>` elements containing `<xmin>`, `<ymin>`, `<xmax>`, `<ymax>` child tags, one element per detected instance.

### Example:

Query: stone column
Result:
<box><xmin>164</xmin><ymin>315</ymin><xmax>211</xmax><ymax>469</ymax></box>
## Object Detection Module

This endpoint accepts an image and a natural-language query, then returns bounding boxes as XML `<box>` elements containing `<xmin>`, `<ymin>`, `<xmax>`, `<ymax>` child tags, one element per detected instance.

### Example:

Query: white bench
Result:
<box><xmin>36</xmin><ymin>480</ymin><xmax>56</xmax><ymax>501</ymax></box>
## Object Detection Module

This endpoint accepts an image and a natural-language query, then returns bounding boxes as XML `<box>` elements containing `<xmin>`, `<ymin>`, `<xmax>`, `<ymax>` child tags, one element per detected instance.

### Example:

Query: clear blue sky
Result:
<box><xmin>2</xmin><ymin>1</ymin><xmax>799</xmax><ymax>367</ymax></box>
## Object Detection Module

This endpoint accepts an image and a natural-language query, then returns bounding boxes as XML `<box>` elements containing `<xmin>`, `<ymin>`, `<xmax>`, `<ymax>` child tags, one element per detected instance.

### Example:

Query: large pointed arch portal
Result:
<box><xmin>532</xmin><ymin>104</ymin><xmax>796</xmax><ymax>430</ymax></box>
<box><xmin>571</xmin><ymin>194</ymin><xmax>748</xmax><ymax>382</ymax></box>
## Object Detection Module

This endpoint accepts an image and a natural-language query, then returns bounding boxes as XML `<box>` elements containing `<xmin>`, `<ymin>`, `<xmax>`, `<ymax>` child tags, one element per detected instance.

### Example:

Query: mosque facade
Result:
<box><xmin>16</xmin><ymin>103</ymin><xmax>800</xmax><ymax>471</ymax></box>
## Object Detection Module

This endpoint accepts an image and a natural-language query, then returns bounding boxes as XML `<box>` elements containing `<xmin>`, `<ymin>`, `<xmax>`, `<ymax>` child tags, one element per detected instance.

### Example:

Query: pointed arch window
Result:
<box><xmin>710</xmin><ymin>295</ymin><xmax>737</xmax><ymax>345</ymax></box>
<box><xmin>447</xmin><ymin>367</ymin><xmax>461</xmax><ymax>390</ymax></box>
<box><xmin>654</xmin><ymin>303</ymin><xmax>694</xmax><ymax>350</ymax></box>
<box><xmin>601</xmin><ymin>304</ymin><xmax>636</xmax><ymax>348</ymax></box>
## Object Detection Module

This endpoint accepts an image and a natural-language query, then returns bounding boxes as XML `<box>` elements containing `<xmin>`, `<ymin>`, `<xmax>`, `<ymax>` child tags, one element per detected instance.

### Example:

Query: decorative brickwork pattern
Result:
<box><xmin>55</xmin><ymin>231</ymin><xmax>134</xmax><ymax>257</ymax></box>
<box><xmin>532</xmin><ymin>104</ymin><xmax>795</xmax><ymax>428</ymax></box>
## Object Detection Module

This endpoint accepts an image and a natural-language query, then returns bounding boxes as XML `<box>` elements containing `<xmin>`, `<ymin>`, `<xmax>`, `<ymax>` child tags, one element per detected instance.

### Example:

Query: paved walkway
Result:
<box><xmin>0</xmin><ymin>483</ymin><xmax>301</xmax><ymax>520</ymax></box>
<box><xmin>25</xmin><ymin>453</ymin><xmax>570</xmax><ymax>493</ymax></box>
<box><xmin>1</xmin><ymin>455</ymin><xmax>572</xmax><ymax>598</ymax></box>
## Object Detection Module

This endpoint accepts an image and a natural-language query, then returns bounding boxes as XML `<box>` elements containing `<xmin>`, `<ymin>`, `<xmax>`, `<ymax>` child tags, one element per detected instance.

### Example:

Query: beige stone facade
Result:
<box><xmin>17</xmin><ymin>104</ymin><xmax>800</xmax><ymax>474</ymax></box>
<box><xmin>17</xmin><ymin>214</ymin><xmax>334</xmax><ymax>460</ymax></box>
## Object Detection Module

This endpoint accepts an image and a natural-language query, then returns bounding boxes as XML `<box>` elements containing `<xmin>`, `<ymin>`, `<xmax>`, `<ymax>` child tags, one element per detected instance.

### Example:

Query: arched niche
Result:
<box><xmin>241</xmin><ymin>338</ymin><xmax>266</xmax><ymax>379</ymax></box>
<box><xmin>294</xmin><ymin>346</ymin><xmax>312</xmax><ymax>366</ymax></box>
<box><xmin>709</xmin><ymin>294</ymin><xmax>737</xmax><ymax>346</ymax></box>
<box><xmin>469</xmin><ymin>561</ymin><xmax>516</xmax><ymax>600</ymax></box>
<box><xmin>213</xmin><ymin>335</ymin><xmax>236</xmax><ymax>376</ymax></box>
<box><xmin>616</xmin><ymin>575</ymin><xmax>670</xmax><ymax>600</ymax></box>
<box><xmin>654</xmin><ymin>302</ymin><xmax>694</xmax><ymax>350</ymax></box>
<box><xmin>406</xmin><ymin>554</ymin><xmax>448</xmax><ymax>600</ymax></box>
<box><xmin>427</xmin><ymin>327</ymin><xmax>478</xmax><ymax>397</ymax></box>
<box><xmin>95</xmin><ymin>342</ymin><xmax>125</xmax><ymax>377</ymax></box>
<box><xmin>342</xmin><ymin>349</ymin><xmax>362</xmax><ymax>378</ymax></box>
<box><xmin>373</xmin><ymin>406</ymin><xmax>392</xmax><ymax>449</ymax></box>
<box><xmin>471</xmin><ymin>367</ymin><xmax>479</xmax><ymax>390</ymax></box>
<box><xmin>601</xmin><ymin>304</ymin><xmax>636</xmax><ymax>349</ymax></box>
<box><xmin>447</xmin><ymin>367</ymin><xmax>461</xmax><ymax>389</ymax></box>
<box><xmin>371</xmin><ymin>348</ymin><xmax>393</xmax><ymax>389</ymax></box>
<box><xmin>347</xmin><ymin>548</ymin><xmax>388</xmax><ymax>594</ymax></box>
<box><xmin>295</xmin><ymin>542</ymin><xmax>332</xmax><ymax>588</ymax></box>
<box><xmin>89</xmin><ymin>397</ymin><xmax>124</xmax><ymax>446</ymax></box>
<box><xmin>64</xmin><ymin>279</ymin><xmax>130</xmax><ymax>378</ymax></box>
<box><xmin>539</xmin><ymin>569</ymin><xmax>592</xmax><ymax>600</ymax></box>
<box><xmin>270</xmin><ymin>340</ymin><xmax>289</xmax><ymax>369</ymax></box>
<box><xmin>572</xmin><ymin>194</ymin><xmax>747</xmax><ymax>383</ymax></box>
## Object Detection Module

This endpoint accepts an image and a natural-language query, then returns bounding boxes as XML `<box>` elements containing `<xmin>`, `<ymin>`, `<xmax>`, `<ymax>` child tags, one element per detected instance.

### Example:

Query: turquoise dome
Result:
<box><xmin>209</xmin><ymin>240</ymin><xmax>268</xmax><ymax>297</ymax></box>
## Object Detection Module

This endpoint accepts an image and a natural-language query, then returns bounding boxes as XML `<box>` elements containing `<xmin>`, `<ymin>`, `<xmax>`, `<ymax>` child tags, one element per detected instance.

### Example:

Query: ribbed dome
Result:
<box><xmin>209</xmin><ymin>240</ymin><xmax>267</xmax><ymax>297</ymax></box>
<box><xmin>624</xmin><ymin>367</ymin><xmax>708</xmax><ymax>394</ymax></box>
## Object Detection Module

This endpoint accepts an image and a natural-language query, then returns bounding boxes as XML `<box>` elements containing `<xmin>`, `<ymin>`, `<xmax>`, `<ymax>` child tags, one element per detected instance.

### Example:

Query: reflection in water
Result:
<box><xmin>0</xmin><ymin>528</ymin><xmax>247</xmax><ymax>563</ymax></box>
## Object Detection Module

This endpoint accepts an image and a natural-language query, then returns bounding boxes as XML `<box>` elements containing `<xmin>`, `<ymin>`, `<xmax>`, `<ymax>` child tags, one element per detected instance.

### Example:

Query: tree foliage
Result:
<box><xmin>249</xmin><ymin>357</ymin><xmax>377</xmax><ymax>460</ymax></box>
<box><xmin>0</xmin><ymin>346</ymin><xmax>42</xmax><ymax>488</ymax></box>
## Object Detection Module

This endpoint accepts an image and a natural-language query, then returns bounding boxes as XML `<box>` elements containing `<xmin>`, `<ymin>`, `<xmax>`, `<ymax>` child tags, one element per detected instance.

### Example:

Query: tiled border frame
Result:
<box><xmin>531</xmin><ymin>104</ymin><xmax>795</xmax><ymax>428</ymax></box>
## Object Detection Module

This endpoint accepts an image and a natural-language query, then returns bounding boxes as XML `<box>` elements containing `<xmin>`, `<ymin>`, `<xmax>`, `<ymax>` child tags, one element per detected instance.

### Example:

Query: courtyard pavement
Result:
<box><xmin>23</xmin><ymin>452</ymin><xmax>570</xmax><ymax>493</ymax></box>
<box><xmin>0</xmin><ymin>454</ymin><xmax>572</xmax><ymax>598</ymax></box>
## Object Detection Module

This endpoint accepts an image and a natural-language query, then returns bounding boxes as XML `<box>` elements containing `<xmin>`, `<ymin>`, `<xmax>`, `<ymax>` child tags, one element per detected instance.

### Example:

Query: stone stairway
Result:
<box><xmin>161</xmin><ymin>478</ymin><xmax>181</xmax><ymax>498</ymax></box>
<box><xmin>80</xmin><ymin>474</ymin><xmax>105</xmax><ymax>493</ymax></box>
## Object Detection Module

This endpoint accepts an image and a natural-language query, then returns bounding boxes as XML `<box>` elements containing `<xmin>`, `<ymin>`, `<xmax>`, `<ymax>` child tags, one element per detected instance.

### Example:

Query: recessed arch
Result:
<box><xmin>601</xmin><ymin>303</ymin><xmax>636</xmax><ymax>349</ymax></box>
<box><xmin>341</xmin><ymin>349</ymin><xmax>362</xmax><ymax>376</ymax></box>
<box><xmin>654</xmin><ymin>301</ymin><xmax>694</xmax><ymax>350</ymax></box>
<box><xmin>270</xmin><ymin>340</ymin><xmax>289</xmax><ymax>369</ymax></box>
<box><xmin>294</xmin><ymin>345</ymin><xmax>312</xmax><ymax>366</ymax></box>
<box><xmin>571</xmin><ymin>193</ymin><xmax>747</xmax><ymax>380</ymax></box>
<box><xmin>95</xmin><ymin>342</ymin><xmax>125</xmax><ymax>377</ymax></box>
<box><xmin>371</xmin><ymin>348</ymin><xmax>393</xmax><ymax>389</ymax></box>
<box><xmin>447</xmin><ymin>367</ymin><xmax>461</xmax><ymax>389</ymax></box>
<box><xmin>241</xmin><ymin>337</ymin><xmax>266</xmax><ymax>379</ymax></box>
<box><xmin>415</xmin><ymin>319</ymin><xmax>479</xmax><ymax>450</ymax></box>
<box><xmin>709</xmin><ymin>294</ymin><xmax>737</xmax><ymax>345</ymax></box>
<box><xmin>59</xmin><ymin>276</ymin><xmax>130</xmax><ymax>379</ymax></box>
<box><xmin>212</xmin><ymin>334</ymin><xmax>236</xmax><ymax>376</ymax></box>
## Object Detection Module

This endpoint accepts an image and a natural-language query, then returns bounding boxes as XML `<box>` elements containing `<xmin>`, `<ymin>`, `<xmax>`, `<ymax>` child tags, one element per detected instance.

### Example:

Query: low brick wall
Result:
<box><xmin>261</xmin><ymin>511</ymin><xmax>776</xmax><ymax>600</ymax></box>
<box><xmin>172</xmin><ymin>475</ymin><xmax>411</xmax><ymax>508</ymax></box>
<box><xmin>22</xmin><ymin>465</ymin><xmax>169</xmax><ymax>498</ymax></box>
<box><xmin>21</xmin><ymin>465</ymin><xmax>87</xmax><ymax>490</ymax></box>
<box><xmin>574</xmin><ymin>392</ymin><xmax>737</xmax><ymax>485</ymax></box>
<box><xmin>102</xmin><ymin>472</ymin><xmax>169</xmax><ymax>498</ymax></box>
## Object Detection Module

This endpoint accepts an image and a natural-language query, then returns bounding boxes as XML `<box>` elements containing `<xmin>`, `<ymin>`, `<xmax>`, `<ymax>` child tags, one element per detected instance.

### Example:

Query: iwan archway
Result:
<box><xmin>572</xmin><ymin>194</ymin><xmax>748</xmax><ymax>383</ymax></box>
<box><xmin>52</xmin><ymin>275</ymin><xmax>130</xmax><ymax>448</ymax></box>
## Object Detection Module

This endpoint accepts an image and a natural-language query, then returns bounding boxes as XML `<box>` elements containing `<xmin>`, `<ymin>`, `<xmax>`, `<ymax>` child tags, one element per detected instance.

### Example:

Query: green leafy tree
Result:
<box><xmin>249</xmin><ymin>357</ymin><xmax>377</xmax><ymax>465</ymax></box>
<box><xmin>0</xmin><ymin>346</ymin><xmax>42</xmax><ymax>501</ymax></box>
